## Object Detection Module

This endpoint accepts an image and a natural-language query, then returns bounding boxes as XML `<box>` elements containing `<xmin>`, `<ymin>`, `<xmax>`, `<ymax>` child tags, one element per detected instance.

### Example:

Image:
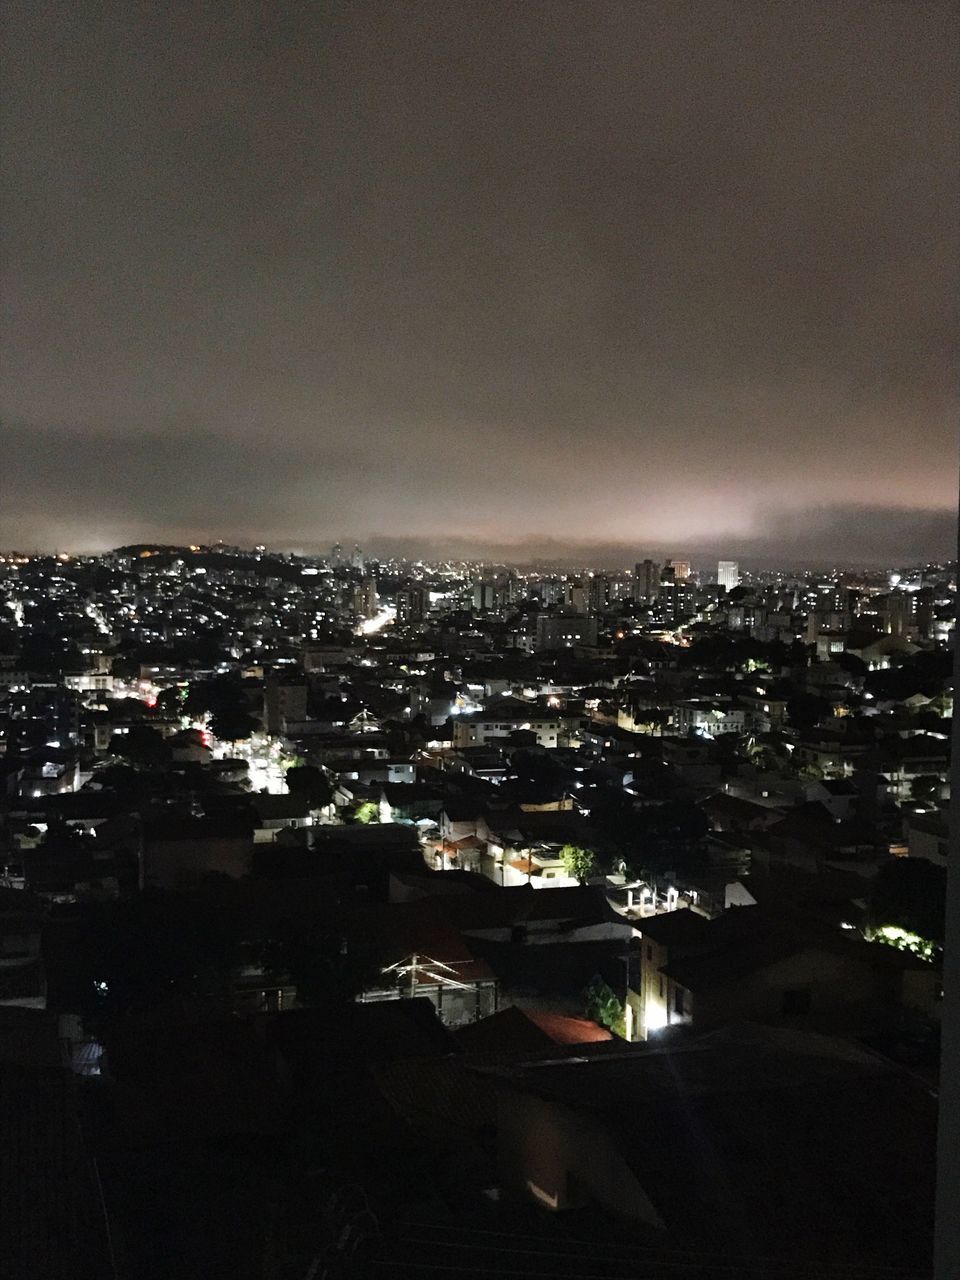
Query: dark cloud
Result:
<box><xmin>362</xmin><ymin>505</ymin><xmax>959</xmax><ymax>570</ymax></box>
<box><xmin>1</xmin><ymin>2</ymin><xmax>957</xmax><ymax>558</ymax></box>
<box><xmin>1</xmin><ymin>424</ymin><xmax>950</xmax><ymax>568</ymax></box>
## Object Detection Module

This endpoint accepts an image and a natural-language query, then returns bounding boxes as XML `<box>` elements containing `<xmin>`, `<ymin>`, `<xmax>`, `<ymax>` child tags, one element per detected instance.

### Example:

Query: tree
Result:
<box><xmin>561</xmin><ymin>843</ymin><xmax>596</xmax><ymax>884</ymax></box>
<box><xmin>786</xmin><ymin>691</ymin><xmax>831</xmax><ymax>734</ymax></box>
<box><xmin>584</xmin><ymin>975</ymin><xmax>625</xmax><ymax>1037</ymax></box>
<box><xmin>354</xmin><ymin>801</ymin><xmax>379</xmax><ymax>824</ymax></box>
<box><xmin>868</xmin><ymin>857</ymin><xmax>946</xmax><ymax>951</ymax></box>
<box><xmin>155</xmin><ymin>684</ymin><xmax>188</xmax><ymax>717</ymax></box>
<box><xmin>511</xmin><ymin>748</ymin><xmax>565</xmax><ymax>787</ymax></box>
<box><xmin>110</xmin><ymin>723</ymin><xmax>171</xmax><ymax>768</ymax></box>
<box><xmin>89</xmin><ymin>763</ymin><xmax>157</xmax><ymax>802</ymax></box>
<box><xmin>210</xmin><ymin>707</ymin><xmax>260</xmax><ymax>742</ymax></box>
<box><xmin>271</xmin><ymin>929</ymin><xmax>381</xmax><ymax>1007</ymax></box>
<box><xmin>635</xmin><ymin>708</ymin><xmax>671</xmax><ymax>736</ymax></box>
<box><xmin>798</xmin><ymin>763</ymin><xmax>824</xmax><ymax>782</ymax></box>
<box><xmin>286</xmin><ymin>765</ymin><xmax>334</xmax><ymax>809</ymax></box>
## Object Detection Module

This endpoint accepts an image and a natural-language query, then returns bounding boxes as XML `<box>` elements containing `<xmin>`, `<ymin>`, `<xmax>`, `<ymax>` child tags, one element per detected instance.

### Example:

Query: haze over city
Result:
<box><xmin>2</xmin><ymin>1</ymin><xmax>957</xmax><ymax>562</ymax></box>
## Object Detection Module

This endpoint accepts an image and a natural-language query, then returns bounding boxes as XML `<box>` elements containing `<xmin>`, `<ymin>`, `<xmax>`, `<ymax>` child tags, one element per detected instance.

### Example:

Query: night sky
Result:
<box><xmin>2</xmin><ymin>2</ymin><xmax>956</xmax><ymax>564</ymax></box>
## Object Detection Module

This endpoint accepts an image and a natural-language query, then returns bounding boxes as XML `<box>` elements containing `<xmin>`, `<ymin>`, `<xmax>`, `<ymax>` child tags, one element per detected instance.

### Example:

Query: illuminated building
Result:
<box><xmin>717</xmin><ymin>559</ymin><xmax>740</xmax><ymax>592</ymax></box>
<box><xmin>534</xmin><ymin>614</ymin><xmax>598</xmax><ymax>652</ymax></box>
<box><xmin>396</xmin><ymin>585</ymin><xmax>429</xmax><ymax>624</ymax></box>
<box><xmin>352</xmin><ymin>576</ymin><xmax>378</xmax><ymax>620</ymax></box>
<box><xmin>633</xmin><ymin>559</ymin><xmax>659</xmax><ymax>602</ymax></box>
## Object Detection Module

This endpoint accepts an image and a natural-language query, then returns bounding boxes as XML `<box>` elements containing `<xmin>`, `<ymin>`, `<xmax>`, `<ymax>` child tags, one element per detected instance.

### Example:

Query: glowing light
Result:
<box><xmin>358</xmin><ymin>605</ymin><xmax>396</xmax><ymax>635</ymax></box>
<box><xmin>645</xmin><ymin>1004</ymin><xmax>668</xmax><ymax>1032</ymax></box>
<box><xmin>874</xmin><ymin>925</ymin><xmax>936</xmax><ymax>961</ymax></box>
<box><xmin>526</xmin><ymin>1181</ymin><xmax>559</xmax><ymax>1210</ymax></box>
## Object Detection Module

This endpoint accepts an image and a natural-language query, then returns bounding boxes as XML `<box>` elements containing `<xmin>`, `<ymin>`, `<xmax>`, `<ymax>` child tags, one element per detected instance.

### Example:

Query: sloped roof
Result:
<box><xmin>489</xmin><ymin>1022</ymin><xmax>936</xmax><ymax>1267</ymax></box>
<box><xmin>456</xmin><ymin>1005</ymin><xmax>613</xmax><ymax>1054</ymax></box>
<box><xmin>637</xmin><ymin>907</ymin><xmax>713</xmax><ymax>948</ymax></box>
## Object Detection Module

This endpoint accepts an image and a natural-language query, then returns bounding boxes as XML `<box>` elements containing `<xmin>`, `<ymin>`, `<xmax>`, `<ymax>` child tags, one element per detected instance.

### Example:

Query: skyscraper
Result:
<box><xmin>396</xmin><ymin>586</ymin><xmax>430</xmax><ymax>625</ymax></box>
<box><xmin>353</xmin><ymin>576</ymin><xmax>377</xmax><ymax>619</ymax></box>
<box><xmin>718</xmin><ymin>560</ymin><xmax>740</xmax><ymax>592</ymax></box>
<box><xmin>633</xmin><ymin>559</ymin><xmax>660</xmax><ymax>603</ymax></box>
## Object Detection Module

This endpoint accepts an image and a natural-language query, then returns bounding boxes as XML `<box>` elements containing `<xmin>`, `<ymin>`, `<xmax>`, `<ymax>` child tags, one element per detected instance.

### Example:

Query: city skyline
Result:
<box><xmin>2</xmin><ymin>2</ymin><xmax>957</xmax><ymax>559</ymax></box>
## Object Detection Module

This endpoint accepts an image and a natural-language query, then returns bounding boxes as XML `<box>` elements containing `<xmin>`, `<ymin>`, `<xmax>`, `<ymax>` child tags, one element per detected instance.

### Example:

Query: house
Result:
<box><xmin>452</xmin><ymin>705</ymin><xmax>565</xmax><ymax>750</ymax></box>
<box><xmin>167</xmin><ymin>728</ymin><xmax>212</xmax><ymax>764</ymax></box>
<box><xmin>673</xmin><ymin>699</ymin><xmax>745</xmax><ymax>737</ymax></box>
<box><xmin>378</xmin><ymin>782</ymin><xmax>444</xmax><ymax>824</ymax></box>
<box><xmin>625</xmin><ymin>906</ymin><xmax>938</xmax><ymax>1042</ymax></box>
<box><xmin>456</xmin><ymin>1005</ymin><xmax>612</xmax><ymax>1054</ymax></box>
<box><xmin>439</xmin><ymin>884</ymin><xmax>632</xmax><ymax>947</ymax></box>
<box><xmin>794</xmin><ymin>729</ymin><xmax>872</xmax><ymax>778</ymax></box>
<box><xmin>702</xmin><ymin>791</ymin><xmax>785</xmax><ymax>833</ymax></box>
<box><xmin>250</xmin><ymin>792</ymin><xmax>313</xmax><ymax>843</ymax></box>
<box><xmin>347</xmin><ymin>899</ymin><xmax>500</xmax><ymax>1026</ymax></box>
<box><xmin>860</xmin><ymin>734</ymin><xmax>950</xmax><ymax>801</ymax></box>
<box><xmin>739</xmin><ymin>688</ymin><xmax>788</xmax><ymax>731</ymax></box>
<box><xmin>756</xmin><ymin>803</ymin><xmax>889</xmax><ymax>877</ymax></box>
<box><xmin>477</xmin><ymin>809</ymin><xmax>595</xmax><ymax>888</ymax></box>
<box><xmin>490</xmin><ymin>1022</ymin><xmax>936</xmax><ymax>1273</ymax></box>
<box><xmin>803</xmin><ymin>777</ymin><xmax>860</xmax><ymax>820</ymax></box>
<box><xmin>906</xmin><ymin>810</ymin><xmax>949</xmax><ymax>867</ymax></box>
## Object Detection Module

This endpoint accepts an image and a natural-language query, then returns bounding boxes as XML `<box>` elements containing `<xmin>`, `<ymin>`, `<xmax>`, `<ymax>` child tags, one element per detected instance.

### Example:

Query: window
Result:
<box><xmin>646</xmin><ymin>945</ymin><xmax>653</xmax><ymax>961</ymax></box>
<box><xmin>674</xmin><ymin>986</ymin><xmax>684</xmax><ymax>1016</ymax></box>
<box><xmin>659</xmin><ymin>978</ymin><xmax>664</xmax><ymax>999</ymax></box>
<box><xmin>781</xmin><ymin>989</ymin><xmax>812</xmax><ymax>1016</ymax></box>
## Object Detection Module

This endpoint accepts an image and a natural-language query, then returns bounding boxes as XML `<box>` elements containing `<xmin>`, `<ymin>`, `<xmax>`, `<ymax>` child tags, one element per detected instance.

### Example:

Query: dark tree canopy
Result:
<box><xmin>210</xmin><ymin>707</ymin><xmax>260</xmax><ymax>742</ymax></box>
<box><xmin>786</xmin><ymin>691</ymin><xmax>832</xmax><ymax>734</ymax></box>
<box><xmin>285</xmin><ymin>765</ymin><xmax>333</xmax><ymax>808</ymax></box>
<box><xmin>110</xmin><ymin>723</ymin><xmax>171</xmax><ymax>768</ymax></box>
<box><xmin>868</xmin><ymin>857</ymin><xmax>946</xmax><ymax>946</ymax></box>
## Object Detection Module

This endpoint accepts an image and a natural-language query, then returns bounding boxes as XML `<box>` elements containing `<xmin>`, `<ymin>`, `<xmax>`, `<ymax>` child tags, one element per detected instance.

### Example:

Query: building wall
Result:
<box><xmin>690</xmin><ymin>947</ymin><xmax>934</xmax><ymax>1031</ymax></box>
<box><xmin>535</xmin><ymin>616</ymin><xmax>599</xmax><ymax>652</ymax></box>
<box><xmin>497</xmin><ymin>1086</ymin><xmax>664</xmax><ymax>1225</ymax></box>
<box><xmin>452</xmin><ymin>718</ymin><xmax>560</xmax><ymax>749</ymax></box>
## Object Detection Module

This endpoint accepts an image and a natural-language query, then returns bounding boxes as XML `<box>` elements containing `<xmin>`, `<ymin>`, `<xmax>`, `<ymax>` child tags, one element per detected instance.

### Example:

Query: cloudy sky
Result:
<box><xmin>1</xmin><ymin>1</ymin><xmax>956</xmax><ymax>564</ymax></box>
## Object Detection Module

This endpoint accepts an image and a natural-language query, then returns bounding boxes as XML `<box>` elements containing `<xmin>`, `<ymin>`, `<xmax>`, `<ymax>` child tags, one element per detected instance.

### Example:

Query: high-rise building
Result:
<box><xmin>633</xmin><ymin>559</ymin><xmax>660</xmax><ymax>603</ymax></box>
<box><xmin>566</xmin><ymin>581</ymin><xmax>589</xmax><ymax>615</ymax></box>
<box><xmin>396</xmin><ymin>586</ymin><xmax>429</xmax><ymax>625</ymax></box>
<box><xmin>535</xmin><ymin>614</ymin><xmax>599</xmax><ymax>651</ymax></box>
<box><xmin>882</xmin><ymin>590</ymin><xmax>913</xmax><ymax>638</ymax></box>
<box><xmin>352</xmin><ymin>576</ymin><xmax>377</xmax><ymax>619</ymax></box>
<box><xmin>587</xmin><ymin>574</ymin><xmax>610</xmax><ymax>615</ymax></box>
<box><xmin>331</xmin><ymin>542</ymin><xmax>343</xmax><ymax>567</ymax></box>
<box><xmin>668</xmin><ymin>559</ymin><xmax>691</xmax><ymax>581</ymax></box>
<box><xmin>658</xmin><ymin>565</ymin><xmax>695</xmax><ymax>625</ymax></box>
<box><xmin>473</xmin><ymin>581</ymin><xmax>505</xmax><ymax>613</ymax></box>
<box><xmin>352</xmin><ymin>543</ymin><xmax>365</xmax><ymax>572</ymax></box>
<box><xmin>718</xmin><ymin>560</ymin><xmax>740</xmax><ymax>592</ymax></box>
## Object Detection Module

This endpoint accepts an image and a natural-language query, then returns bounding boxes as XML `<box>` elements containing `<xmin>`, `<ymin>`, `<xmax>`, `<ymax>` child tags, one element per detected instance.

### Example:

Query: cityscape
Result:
<box><xmin>0</xmin><ymin>540</ymin><xmax>955</xmax><ymax>1276</ymax></box>
<box><xmin>1</xmin><ymin>2</ymin><xmax>958</xmax><ymax>1279</ymax></box>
